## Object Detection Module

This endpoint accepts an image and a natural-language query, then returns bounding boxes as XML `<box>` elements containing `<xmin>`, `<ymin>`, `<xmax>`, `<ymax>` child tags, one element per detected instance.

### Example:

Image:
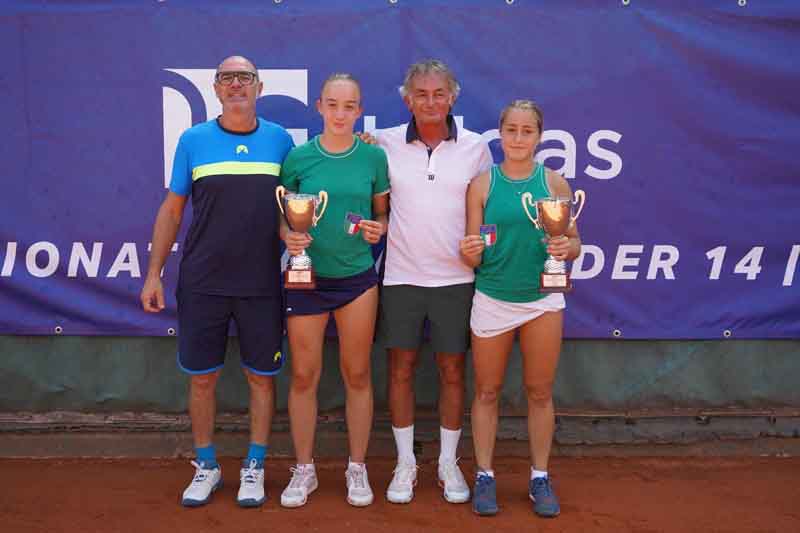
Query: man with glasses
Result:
<box><xmin>141</xmin><ymin>55</ymin><xmax>294</xmax><ymax>508</ymax></box>
<box><xmin>374</xmin><ymin>59</ymin><xmax>493</xmax><ymax>505</ymax></box>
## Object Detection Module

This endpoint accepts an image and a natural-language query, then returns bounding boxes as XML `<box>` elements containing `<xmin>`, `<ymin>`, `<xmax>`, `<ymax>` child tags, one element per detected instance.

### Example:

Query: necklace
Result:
<box><xmin>499</xmin><ymin>165</ymin><xmax>536</xmax><ymax>196</ymax></box>
<box><xmin>509</xmin><ymin>178</ymin><xmax>531</xmax><ymax>196</ymax></box>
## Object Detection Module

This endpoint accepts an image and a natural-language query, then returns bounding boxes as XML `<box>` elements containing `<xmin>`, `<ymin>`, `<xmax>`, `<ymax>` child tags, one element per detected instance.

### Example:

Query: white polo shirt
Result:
<box><xmin>376</xmin><ymin>118</ymin><xmax>493</xmax><ymax>287</ymax></box>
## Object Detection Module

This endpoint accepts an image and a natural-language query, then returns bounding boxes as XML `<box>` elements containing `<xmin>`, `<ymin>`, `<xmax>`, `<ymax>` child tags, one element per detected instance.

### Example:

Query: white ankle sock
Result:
<box><xmin>477</xmin><ymin>469</ymin><xmax>495</xmax><ymax>478</ymax></box>
<box><xmin>392</xmin><ymin>425</ymin><xmax>415</xmax><ymax>465</ymax></box>
<box><xmin>532</xmin><ymin>468</ymin><xmax>548</xmax><ymax>480</ymax></box>
<box><xmin>438</xmin><ymin>426</ymin><xmax>461</xmax><ymax>464</ymax></box>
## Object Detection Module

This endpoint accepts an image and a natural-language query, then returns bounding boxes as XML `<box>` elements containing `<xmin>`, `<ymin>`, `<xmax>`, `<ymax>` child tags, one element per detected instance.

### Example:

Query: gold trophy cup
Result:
<box><xmin>276</xmin><ymin>185</ymin><xmax>328</xmax><ymax>289</ymax></box>
<box><xmin>521</xmin><ymin>190</ymin><xmax>586</xmax><ymax>293</ymax></box>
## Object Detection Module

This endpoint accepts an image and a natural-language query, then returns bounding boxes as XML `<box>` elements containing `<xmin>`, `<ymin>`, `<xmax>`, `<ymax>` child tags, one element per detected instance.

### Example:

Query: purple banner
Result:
<box><xmin>1</xmin><ymin>1</ymin><xmax>798</xmax><ymax>338</ymax></box>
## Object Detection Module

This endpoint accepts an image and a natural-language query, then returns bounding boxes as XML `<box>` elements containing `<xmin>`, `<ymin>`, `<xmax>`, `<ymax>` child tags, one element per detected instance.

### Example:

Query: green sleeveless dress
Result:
<box><xmin>475</xmin><ymin>164</ymin><xmax>552</xmax><ymax>303</ymax></box>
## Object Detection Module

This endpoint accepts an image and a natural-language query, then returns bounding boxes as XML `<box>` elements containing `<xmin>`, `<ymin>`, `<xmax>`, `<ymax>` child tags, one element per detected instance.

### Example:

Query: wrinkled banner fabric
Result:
<box><xmin>1</xmin><ymin>0</ymin><xmax>798</xmax><ymax>338</ymax></box>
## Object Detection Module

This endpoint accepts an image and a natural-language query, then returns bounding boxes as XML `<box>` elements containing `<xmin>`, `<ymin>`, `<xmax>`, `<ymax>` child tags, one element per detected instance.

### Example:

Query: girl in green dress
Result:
<box><xmin>459</xmin><ymin>100</ymin><xmax>582</xmax><ymax>517</ymax></box>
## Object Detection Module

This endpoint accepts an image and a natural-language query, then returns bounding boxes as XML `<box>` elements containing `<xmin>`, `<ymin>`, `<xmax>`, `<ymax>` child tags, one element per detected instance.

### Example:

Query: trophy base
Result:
<box><xmin>285</xmin><ymin>267</ymin><xmax>316</xmax><ymax>290</ymax></box>
<box><xmin>539</xmin><ymin>272</ymin><xmax>572</xmax><ymax>293</ymax></box>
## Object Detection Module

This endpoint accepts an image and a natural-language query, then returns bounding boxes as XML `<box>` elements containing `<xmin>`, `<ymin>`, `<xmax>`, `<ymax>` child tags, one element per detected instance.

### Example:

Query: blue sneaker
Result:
<box><xmin>472</xmin><ymin>473</ymin><xmax>498</xmax><ymax>516</ymax></box>
<box><xmin>529</xmin><ymin>477</ymin><xmax>560</xmax><ymax>517</ymax></box>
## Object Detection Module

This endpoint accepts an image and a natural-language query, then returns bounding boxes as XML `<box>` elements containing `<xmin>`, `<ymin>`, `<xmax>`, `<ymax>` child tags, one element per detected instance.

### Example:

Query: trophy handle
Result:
<box><xmin>314</xmin><ymin>190</ymin><xmax>328</xmax><ymax>226</ymax></box>
<box><xmin>521</xmin><ymin>192</ymin><xmax>541</xmax><ymax>230</ymax></box>
<box><xmin>275</xmin><ymin>186</ymin><xmax>286</xmax><ymax>216</ymax></box>
<box><xmin>571</xmin><ymin>189</ymin><xmax>586</xmax><ymax>226</ymax></box>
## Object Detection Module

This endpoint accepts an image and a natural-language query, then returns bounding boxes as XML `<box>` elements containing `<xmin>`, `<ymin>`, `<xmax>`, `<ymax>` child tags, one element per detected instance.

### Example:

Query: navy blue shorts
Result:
<box><xmin>176</xmin><ymin>289</ymin><xmax>284</xmax><ymax>375</ymax></box>
<box><xmin>285</xmin><ymin>267</ymin><xmax>378</xmax><ymax>316</ymax></box>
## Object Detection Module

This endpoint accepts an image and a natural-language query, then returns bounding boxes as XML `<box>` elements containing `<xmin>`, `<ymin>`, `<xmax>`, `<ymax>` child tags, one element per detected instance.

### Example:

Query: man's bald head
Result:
<box><xmin>217</xmin><ymin>55</ymin><xmax>258</xmax><ymax>76</ymax></box>
<box><xmin>213</xmin><ymin>55</ymin><xmax>262</xmax><ymax>126</ymax></box>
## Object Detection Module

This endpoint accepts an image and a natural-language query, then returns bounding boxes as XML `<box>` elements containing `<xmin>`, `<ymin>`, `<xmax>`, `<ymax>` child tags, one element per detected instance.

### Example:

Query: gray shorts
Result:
<box><xmin>378</xmin><ymin>283</ymin><xmax>474</xmax><ymax>353</ymax></box>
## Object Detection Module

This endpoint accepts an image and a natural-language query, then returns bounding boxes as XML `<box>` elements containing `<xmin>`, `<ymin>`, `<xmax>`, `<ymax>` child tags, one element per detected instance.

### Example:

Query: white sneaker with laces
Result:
<box><xmin>345</xmin><ymin>463</ymin><xmax>374</xmax><ymax>507</ymax></box>
<box><xmin>237</xmin><ymin>458</ymin><xmax>266</xmax><ymax>507</ymax></box>
<box><xmin>181</xmin><ymin>460</ymin><xmax>222</xmax><ymax>507</ymax></box>
<box><xmin>438</xmin><ymin>458</ymin><xmax>470</xmax><ymax>503</ymax></box>
<box><xmin>280</xmin><ymin>464</ymin><xmax>318</xmax><ymax>508</ymax></box>
<box><xmin>386</xmin><ymin>461</ymin><xmax>418</xmax><ymax>504</ymax></box>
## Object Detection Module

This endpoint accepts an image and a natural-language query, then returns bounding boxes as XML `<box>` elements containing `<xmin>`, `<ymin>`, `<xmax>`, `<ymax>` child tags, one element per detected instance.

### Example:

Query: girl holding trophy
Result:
<box><xmin>459</xmin><ymin>100</ymin><xmax>582</xmax><ymax>517</ymax></box>
<box><xmin>279</xmin><ymin>73</ymin><xmax>389</xmax><ymax>508</ymax></box>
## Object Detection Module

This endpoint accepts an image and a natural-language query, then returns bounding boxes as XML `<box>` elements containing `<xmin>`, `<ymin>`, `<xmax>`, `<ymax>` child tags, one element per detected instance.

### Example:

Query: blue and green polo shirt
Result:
<box><xmin>170</xmin><ymin>117</ymin><xmax>294</xmax><ymax>296</ymax></box>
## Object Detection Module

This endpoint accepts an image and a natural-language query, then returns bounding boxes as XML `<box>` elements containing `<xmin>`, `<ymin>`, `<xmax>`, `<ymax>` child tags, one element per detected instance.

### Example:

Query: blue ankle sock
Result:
<box><xmin>245</xmin><ymin>443</ymin><xmax>267</xmax><ymax>468</ymax></box>
<box><xmin>196</xmin><ymin>445</ymin><xmax>218</xmax><ymax>469</ymax></box>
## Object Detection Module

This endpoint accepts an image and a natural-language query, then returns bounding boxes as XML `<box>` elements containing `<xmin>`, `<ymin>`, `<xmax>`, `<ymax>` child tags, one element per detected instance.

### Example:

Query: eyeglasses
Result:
<box><xmin>215</xmin><ymin>71</ymin><xmax>258</xmax><ymax>86</ymax></box>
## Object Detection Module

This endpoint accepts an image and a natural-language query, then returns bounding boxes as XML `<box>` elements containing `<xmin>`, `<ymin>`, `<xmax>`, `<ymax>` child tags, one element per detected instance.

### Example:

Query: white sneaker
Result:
<box><xmin>237</xmin><ymin>459</ymin><xmax>266</xmax><ymax>507</ymax></box>
<box><xmin>345</xmin><ymin>463</ymin><xmax>374</xmax><ymax>507</ymax></box>
<box><xmin>386</xmin><ymin>461</ymin><xmax>418</xmax><ymax>504</ymax></box>
<box><xmin>280</xmin><ymin>464</ymin><xmax>318</xmax><ymax>508</ymax></box>
<box><xmin>438</xmin><ymin>459</ymin><xmax>470</xmax><ymax>503</ymax></box>
<box><xmin>181</xmin><ymin>460</ymin><xmax>222</xmax><ymax>507</ymax></box>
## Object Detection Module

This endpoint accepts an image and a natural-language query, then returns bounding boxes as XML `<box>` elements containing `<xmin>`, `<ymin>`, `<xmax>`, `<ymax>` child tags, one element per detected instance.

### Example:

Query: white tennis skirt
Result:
<box><xmin>470</xmin><ymin>290</ymin><xmax>565</xmax><ymax>338</ymax></box>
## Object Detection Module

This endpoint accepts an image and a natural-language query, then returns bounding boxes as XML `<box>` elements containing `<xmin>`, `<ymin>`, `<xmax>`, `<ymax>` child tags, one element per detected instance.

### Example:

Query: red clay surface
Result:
<box><xmin>2</xmin><ymin>456</ymin><xmax>799</xmax><ymax>532</ymax></box>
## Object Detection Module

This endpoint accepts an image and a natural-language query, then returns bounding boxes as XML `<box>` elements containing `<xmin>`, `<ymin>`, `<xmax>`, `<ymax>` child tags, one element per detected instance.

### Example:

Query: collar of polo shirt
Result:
<box><xmin>405</xmin><ymin>114</ymin><xmax>459</xmax><ymax>144</ymax></box>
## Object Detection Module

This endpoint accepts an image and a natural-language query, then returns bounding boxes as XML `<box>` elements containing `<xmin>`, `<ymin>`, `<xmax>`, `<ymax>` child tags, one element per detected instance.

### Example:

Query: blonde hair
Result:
<box><xmin>319</xmin><ymin>72</ymin><xmax>361</xmax><ymax>94</ymax></box>
<box><xmin>499</xmin><ymin>99</ymin><xmax>543</xmax><ymax>134</ymax></box>
<box><xmin>320</xmin><ymin>73</ymin><xmax>361</xmax><ymax>101</ymax></box>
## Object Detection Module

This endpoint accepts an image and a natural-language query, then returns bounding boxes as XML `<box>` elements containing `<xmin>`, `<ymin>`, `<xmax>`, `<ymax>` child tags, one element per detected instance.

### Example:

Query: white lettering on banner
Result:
<box><xmin>481</xmin><ymin>128</ymin><xmax>623</xmax><ymax>180</ymax></box>
<box><xmin>585</xmin><ymin>130</ymin><xmax>623</xmax><ymax>180</ymax></box>
<box><xmin>162</xmin><ymin>69</ymin><xmax>309</xmax><ymax>188</ymax></box>
<box><xmin>646</xmin><ymin>245</ymin><xmax>679</xmax><ymax>280</ymax></box>
<box><xmin>706</xmin><ymin>245</ymin><xmax>769</xmax><ymax>281</ymax></box>
<box><xmin>4</xmin><ymin>241</ymin><xmax>795</xmax><ymax>286</ymax></box>
<box><xmin>573</xmin><ymin>244</ymin><xmax>678</xmax><ymax>281</ymax></box>
<box><xmin>106</xmin><ymin>243</ymin><xmax>141</xmax><ymax>278</ymax></box>
<box><xmin>784</xmin><ymin>245</ymin><xmax>800</xmax><ymax>287</ymax></box>
<box><xmin>571</xmin><ymin>244</ymin><xmax>604</xmax><ymax>279</ymax></box>
<box><xmin>1</xmin><ymin>242</ymin><xmax>16</xmax><ymax>276</ymax></box>
<box><xmin>706</xmin><ymin>246</ymin><xmax>726</xmax><ymax>280</ymax></box>
<box><xmin>612</xmin><ymin>245</ymin><xmax>644</xmax><ymax>280</ymax></box>
<box><xmin>162</xmin><ymin>87</ymin><xmax>191</xmax><ymax>189</ymax></box>
<box><xmin>734</xmin><ymin>246</ymin><xmax>764</xmax><ymax>280</ymax></box>
<box><xmin>147</xmin><ymin>242</ymin><xmax>180</xmax><ymax>277</ymax></box>
<box><xmin>536</xmin><ymin>130</ymin><xmax>576</xmax><ymax>179</ymax></box>
<box><xmin>2</xmin><ymin>242</ymin><xmax>180</xmax><ymax>279</ymax></box>
<box><xmin>363</xmin><ymin>115</ymin><xmax>376</xmax><ymax>134</ymax></box>
<box><xmin>26</xmin><ymin>242</ymin><xmax>59</xmax><ymax>278</ymax></box>
<box><xmin>481</xmin><ymin>128</ymin><xmax>499</xmax><ymax>144</ymax></box>
<box><xmin>67</xmin><ymin>242</ymin><xmax>103</xmax><ymax>278</ymax></box>
<box><xmin>162</xmin><ymin>67</ymin><xmax>623</xmax><ymax>184</ymax></box>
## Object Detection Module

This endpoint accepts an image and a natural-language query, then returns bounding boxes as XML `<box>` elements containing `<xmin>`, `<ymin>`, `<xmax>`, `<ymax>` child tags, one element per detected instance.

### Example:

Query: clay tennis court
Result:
<box><xmin>3</xmin><ymin>456</ymin><xmax>799</xmax><ymax>532</ymax></box>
